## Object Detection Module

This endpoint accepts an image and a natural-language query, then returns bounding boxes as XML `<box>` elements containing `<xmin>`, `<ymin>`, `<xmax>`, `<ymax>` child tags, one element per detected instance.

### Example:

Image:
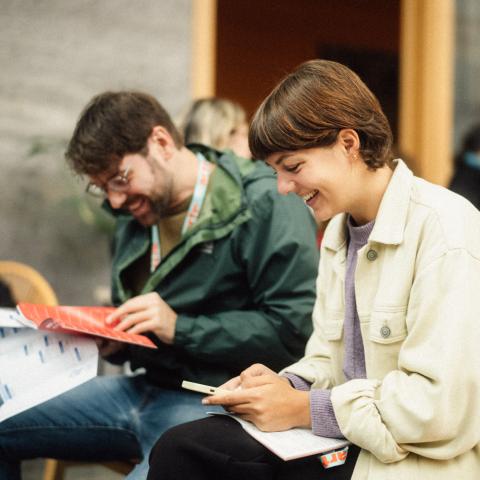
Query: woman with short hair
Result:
<box><xmin>147</xmin><ymin>60</ymin><xmax>480</xmax><ymax>480</ymax></box>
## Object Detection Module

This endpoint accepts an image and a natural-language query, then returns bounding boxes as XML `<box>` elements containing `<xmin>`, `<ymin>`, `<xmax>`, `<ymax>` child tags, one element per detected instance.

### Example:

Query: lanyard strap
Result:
<box><xmin>150</xmin><ymin>224</ymin><xmax>161</xmax><ymax>273</ymax></box>
<box><xmin>181</xmin><ymin>153</ymin><xmax>211</xmax><ymax>233</ymax></box>
<box><xmin>150</xmin><ymin>153</ymin><xmax>211</xmax><ymax>272</ymax></box>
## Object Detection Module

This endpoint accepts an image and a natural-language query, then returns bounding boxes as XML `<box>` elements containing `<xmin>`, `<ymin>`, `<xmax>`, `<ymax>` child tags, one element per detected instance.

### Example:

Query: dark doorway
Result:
<box><xmin>216</xmin><ymin>0</ymin><xmax>400</xmax><ymax>138</ymax></box>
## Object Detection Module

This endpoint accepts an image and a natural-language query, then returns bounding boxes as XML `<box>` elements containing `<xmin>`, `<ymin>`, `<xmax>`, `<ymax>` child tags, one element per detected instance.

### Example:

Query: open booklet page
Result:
<box><xmin>0</xmin><ymin>307</ymin><xmax>22</xmax><ymax>328</ymax></box>
<box><xmin>209</xmin><ymin>412</ymin><xmax>350</xmax><ymax>461</ymax></box>
<box><xmin>0</xmin><ymin>318</ymin><xmax>98</xmax><ymax>422</ymax></box>
<box><xmin>16</xmin><ymin>303</ymin><xmax>157</xmax><ymax>349</ymax></box>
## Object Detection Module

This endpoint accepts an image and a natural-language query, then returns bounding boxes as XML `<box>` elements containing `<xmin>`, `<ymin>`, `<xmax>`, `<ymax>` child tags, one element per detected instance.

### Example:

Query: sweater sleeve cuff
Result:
<box><xmin>282</xmin><ymin>373</ymin><xmax>311</xmax><ymax>391</ymax></box>
<box><xmin>310</xmin><ymin>389</ymin><xmax>345</xmax><ymax>439</ymax></box>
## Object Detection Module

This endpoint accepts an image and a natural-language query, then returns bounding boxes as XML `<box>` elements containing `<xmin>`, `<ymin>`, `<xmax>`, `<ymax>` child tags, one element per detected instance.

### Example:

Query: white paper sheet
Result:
<box><xmin>0</xmin><ymin>307</ymin><xmax>24</xmax><ymax>328</ymax></box>
<box><xmin>210</xmin><ymin>413</ymin><xmax>349</xmax><ymax>461</ymax></box>
<box><xmin>0</xmin><ymin>327</ymin><xmax>98</xmax><ymax>422</ymax></box>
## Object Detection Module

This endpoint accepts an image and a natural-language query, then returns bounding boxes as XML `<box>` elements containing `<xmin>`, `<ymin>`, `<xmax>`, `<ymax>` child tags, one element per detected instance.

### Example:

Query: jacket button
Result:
<box><xmin>380</xmin><ymin>325</ymin><xmax>391</xmax><ymax>338</ymax></box>
<box><xmin>366</xmin><ymin>249</ymin><xmax>378</xmax><ymax>261</ymax></box>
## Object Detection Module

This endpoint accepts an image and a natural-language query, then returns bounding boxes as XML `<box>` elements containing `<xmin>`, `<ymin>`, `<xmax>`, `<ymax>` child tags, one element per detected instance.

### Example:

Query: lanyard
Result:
<box><xmin>150</xmin><ymin>153</ymin><xmax>211</xmax><ymax>272</ymax></box>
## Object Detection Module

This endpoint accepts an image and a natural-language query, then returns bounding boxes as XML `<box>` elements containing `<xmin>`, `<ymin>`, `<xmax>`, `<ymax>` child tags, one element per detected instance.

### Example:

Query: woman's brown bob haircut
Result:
<box><xmin>65</xmin><ymin>91</ymin><xmax>183</xmax><ymax>176</ymax></box>
<box><xmin>249</xmin><ymin>60</ymin><xmax>393</xmax><ymax>169</ymax></box>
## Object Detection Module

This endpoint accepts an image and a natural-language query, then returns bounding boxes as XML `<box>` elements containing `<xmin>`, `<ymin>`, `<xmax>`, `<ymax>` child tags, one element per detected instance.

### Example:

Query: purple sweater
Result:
<box><xmin>286</xmin><ymin>216</ymin><xmax>374</xmax><ymax>438</ymax></box>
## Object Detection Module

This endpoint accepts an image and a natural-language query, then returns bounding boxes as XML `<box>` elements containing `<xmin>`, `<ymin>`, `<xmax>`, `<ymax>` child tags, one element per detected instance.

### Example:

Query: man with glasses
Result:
<box><xmin>0</xmin><ymin>91</ymin><xmax>319</xmax><ymax>480</ymax></box>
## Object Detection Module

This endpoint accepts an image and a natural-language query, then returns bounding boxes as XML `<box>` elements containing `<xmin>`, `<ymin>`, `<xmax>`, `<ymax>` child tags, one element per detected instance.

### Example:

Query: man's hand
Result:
<box><xmin>106</xmin><ymin>292</ymin><xmax>178</xmax><ymax>344</ymax></box>
<box><xmin>203</xmin><ymin>363</ymin><xmax>311</xmax><ymax>432</ymax></box>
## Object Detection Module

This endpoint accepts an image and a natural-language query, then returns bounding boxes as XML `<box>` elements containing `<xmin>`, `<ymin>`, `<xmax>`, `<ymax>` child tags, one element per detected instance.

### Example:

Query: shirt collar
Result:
<box><xmin>323</xmin><ymin>159</ymin><xmax>413</xmax><ymax>251</ymax></box>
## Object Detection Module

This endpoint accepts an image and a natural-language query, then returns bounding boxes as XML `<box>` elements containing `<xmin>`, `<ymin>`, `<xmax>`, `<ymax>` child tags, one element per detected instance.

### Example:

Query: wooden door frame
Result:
<box><xmin>399</xmin><ymin>0</ymin><xmax>455</xmax><ymax>185</ymax></box>
<box><xmin>191</xmin><ymin>0</ymin><xmax>217</xmax><ymax>98</ymax></box>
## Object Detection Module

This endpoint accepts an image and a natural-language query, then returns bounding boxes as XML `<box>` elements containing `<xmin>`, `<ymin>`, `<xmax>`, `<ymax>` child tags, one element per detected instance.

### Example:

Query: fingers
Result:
<box><xmin>241</xmin><ymin>363</ymin><xmax>273</xmax><ymax>378</ymax></box>
<box><xmin>219</xmin><ymin>376</ymin><xmax>242</xmax><ymax>390</ymax></box>
<box><xmin>203</xmin><ymin>382</ymin><xmax>272</xmax><ymax>407</ymax></box>
<box><xmin>127</xmin><ymin>320</ymin><xmax>157</xmax><ymax>335</ymax></box>
<box><xmin>240</xmin><ymin>373</ymin><xmax>279</xmax><ymax>389</ymax></box>
<box><xmin>113</xmin><ymin>310</ymin><xmax>151</xmax><ymax>332</ymax></box>
<box><xmin>204</xmin><ymin>365</ymin><xmax>281</xmax><ymax>406</ymax></box>
<box><xmin>104</xmin><ymin>292</ymin><xmax>176</xmax><ymax>344</ymax></box>
<box><xmin>106</xmin><ymin>293</ymin><xmax>160</xmax><ymax>325</ymax></box>
<box><xmin>238</xmin><ymin>364</ymin><xmax>276</xmax><ymax>388</ymax></box>
<box><xmin>106</xmin><ymin>305</ymin><xmax>134</xmax><ymax>326</ymax></box>
<box><xmin>202</xmin><ymin>388</ymin><xmax>253</xmax><ymax>406</ymax></box>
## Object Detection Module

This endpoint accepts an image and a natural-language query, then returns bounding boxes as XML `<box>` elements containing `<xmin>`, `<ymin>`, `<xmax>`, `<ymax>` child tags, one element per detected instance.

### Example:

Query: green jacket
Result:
<box><xmin>108</xmin><ymin>145</ymin><xmax>319</xmax><ymax>387</ymax></box>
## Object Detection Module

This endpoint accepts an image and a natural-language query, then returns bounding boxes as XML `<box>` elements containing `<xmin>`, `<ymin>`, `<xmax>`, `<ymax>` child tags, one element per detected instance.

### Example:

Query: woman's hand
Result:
<box><xmin>105</xmin><ymin>292</ymin><xmax>177</xmax><ymax>344</ymax></box>
<box><xmin>203</xmin><ymin>363</ymin><xmax>311</xmax><ymax>432</ymax></box>
<box><xmin>218</xmin><ymin>363</ymin><xmax>275</xmax><ymax>391</ymax></box>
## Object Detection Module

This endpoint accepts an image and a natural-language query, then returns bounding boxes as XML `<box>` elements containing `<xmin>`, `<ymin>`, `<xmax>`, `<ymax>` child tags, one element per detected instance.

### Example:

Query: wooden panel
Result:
<box><xmin>191</xmin><ymin>0</ymin><xmax>217</xmax><ymax>98</ymax></box>
<box><xmin>399</xmin><ymin>0</ymin><xmax>454</xmax><ymax>184</ymax></box>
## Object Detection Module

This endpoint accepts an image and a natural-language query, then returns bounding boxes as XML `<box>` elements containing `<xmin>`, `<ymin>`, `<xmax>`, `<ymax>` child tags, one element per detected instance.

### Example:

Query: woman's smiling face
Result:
<box><xmin>266</xmin><ymin>131</ymin><xmax>358</xmax><ymax>222</ymax></box>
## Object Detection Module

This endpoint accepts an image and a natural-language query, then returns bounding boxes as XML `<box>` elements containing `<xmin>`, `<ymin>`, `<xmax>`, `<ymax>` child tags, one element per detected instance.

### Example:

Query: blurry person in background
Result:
<box><xmin>449</xmin><ymin>123</ymin><xmax>480</xmax><ymax>209</ymax></box>
<box><xmin>180</xmin><ymin>97</ymin><xmax>251</xmax><ymax>158</ymax></box>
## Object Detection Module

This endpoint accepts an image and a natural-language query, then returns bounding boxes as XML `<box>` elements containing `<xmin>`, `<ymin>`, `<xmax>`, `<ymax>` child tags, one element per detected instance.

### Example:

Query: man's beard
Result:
<box><xmin>150</xmin><ymin>194</ymin><xmax>172</xmax><ymax>219</ymax></box>
<box><xmin>146</xmin><ymin>180</ymin><xmax>174</xmax><ymax>222</ymax></box>
<box><xmin>126</xmin><ymin>190</ymin><xmax>172</xmax><ymax>227</ymax></box>
<box><xmin>143</xmin><ymin>156</ymin><xmax>175</xmax><ymax>221</ymax></box>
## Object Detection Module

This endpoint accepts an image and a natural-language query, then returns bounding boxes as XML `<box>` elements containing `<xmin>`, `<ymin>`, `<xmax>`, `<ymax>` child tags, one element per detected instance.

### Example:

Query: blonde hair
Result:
<box><xmin>180</xmin><ymin>98</ymin><xmax>247</xmax><ymax>150</ymax></box>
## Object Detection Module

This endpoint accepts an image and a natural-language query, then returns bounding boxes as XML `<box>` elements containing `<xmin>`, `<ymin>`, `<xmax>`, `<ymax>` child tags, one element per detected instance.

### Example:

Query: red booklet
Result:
<box><xmin>16</xmin><ymin>303</ymin><xmax>157</xmax><ymax>349</ymax></box>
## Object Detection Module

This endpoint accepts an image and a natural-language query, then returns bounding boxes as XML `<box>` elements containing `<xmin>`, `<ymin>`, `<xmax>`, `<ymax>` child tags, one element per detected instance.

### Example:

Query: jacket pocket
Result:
<box><xmin>322</xmin><ymin>310</ymin><xmax>344</xmax><ymax>341</ymax></box>
<box><xmin>369</xmin><ymin>308</ymin><xmax>407</xmax><ymax>344</ymax></box>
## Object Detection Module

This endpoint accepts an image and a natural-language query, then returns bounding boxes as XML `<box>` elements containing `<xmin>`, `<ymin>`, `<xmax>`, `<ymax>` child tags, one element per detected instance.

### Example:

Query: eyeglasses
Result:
<box><xmin>86</xmin><ymin>165</ymin><xmax>131</xmax><ymax>198</ymax></box>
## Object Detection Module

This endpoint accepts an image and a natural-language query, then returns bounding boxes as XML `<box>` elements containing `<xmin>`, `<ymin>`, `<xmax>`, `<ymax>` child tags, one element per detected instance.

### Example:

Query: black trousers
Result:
<box><xmin>147</xmin><ymin>416</ymin><xmax>359</xmax><ymax>480</ymax></box>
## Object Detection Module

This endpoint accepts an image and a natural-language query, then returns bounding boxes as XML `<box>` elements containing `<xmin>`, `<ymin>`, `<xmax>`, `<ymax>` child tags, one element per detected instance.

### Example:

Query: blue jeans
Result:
<box><xmin>0</xmin><ymin>374</ymin><xmax>217</xmax><ymax>479</ymax></box>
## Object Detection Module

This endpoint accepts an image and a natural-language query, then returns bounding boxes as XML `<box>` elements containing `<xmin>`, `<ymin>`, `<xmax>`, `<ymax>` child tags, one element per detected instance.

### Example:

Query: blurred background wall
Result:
<box><xmin>0</xmin><ymin>0</ymin><xmax>191</xmax><ymax>305</ymax></box>
<box><xmin>1</xmin><ymin>0</ymin><xmax>478</xmax><ymax>308</ymax></box>
<box><xmin>455</xmin><ymin>0</ymin><xmax>480</xmax><ymax>147</ymax></box>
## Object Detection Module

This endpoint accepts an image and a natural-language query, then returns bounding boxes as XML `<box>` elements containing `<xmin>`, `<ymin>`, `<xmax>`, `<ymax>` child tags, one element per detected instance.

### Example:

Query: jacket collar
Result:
<box><xmin>323</xmin><ymin>159</ymin><xmax>413</xmax><ymax>251</ymax></box>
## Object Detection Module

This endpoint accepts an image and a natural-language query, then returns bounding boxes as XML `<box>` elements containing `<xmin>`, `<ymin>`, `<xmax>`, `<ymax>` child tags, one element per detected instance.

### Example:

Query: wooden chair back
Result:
<box><xmin>0</xmin><ymin>260</ymin><xmax>58</xmax><ymax>305</ymax></box>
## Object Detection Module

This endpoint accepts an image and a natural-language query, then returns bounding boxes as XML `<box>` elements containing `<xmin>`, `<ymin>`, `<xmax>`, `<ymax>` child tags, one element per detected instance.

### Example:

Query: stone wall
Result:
<box><xmin>0</xmin><ymin>0</ymin><xmax>191</xmax><ymax>304</ymax></box>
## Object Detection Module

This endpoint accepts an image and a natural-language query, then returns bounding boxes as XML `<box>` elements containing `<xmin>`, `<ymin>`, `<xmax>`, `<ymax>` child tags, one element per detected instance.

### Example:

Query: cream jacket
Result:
<box><xmin>284</xmin><ymin>160</ymin><xmax>480</xmax><ymax>479</ymax></box>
